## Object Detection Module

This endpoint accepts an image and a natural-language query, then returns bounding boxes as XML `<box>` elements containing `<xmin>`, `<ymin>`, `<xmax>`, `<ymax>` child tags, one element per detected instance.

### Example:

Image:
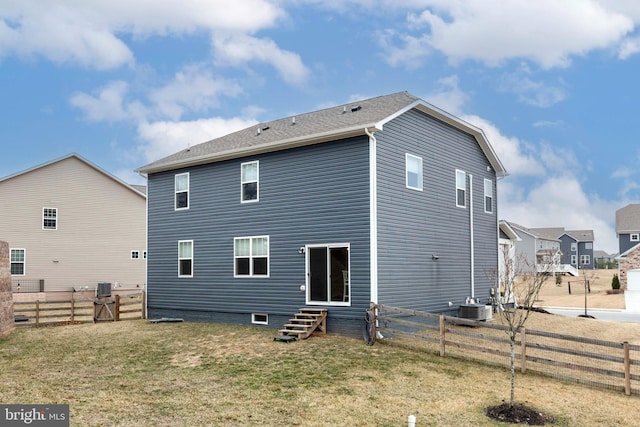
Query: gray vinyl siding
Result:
<box><xmin>620</xmin><ymin>233</ymin><xmax>640</xmax><ymax>254</ymax></box>
<box><xmin>375</xmin><ymin>109</ymin><xmax>498</xmax><ymax>312</ymax></box>
<box><xmin>147</xmin><ymin>137</ymin><xmax>371</xmax><ymax>333</ymax></box>
<box><xmin>559</xmin><ymin>236</ymin><xmax>594</xmax><ymax>269</ymax></box>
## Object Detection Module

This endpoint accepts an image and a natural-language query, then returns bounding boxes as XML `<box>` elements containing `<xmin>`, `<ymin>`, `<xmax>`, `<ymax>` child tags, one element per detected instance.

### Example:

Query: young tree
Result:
<box><xmin>491</xmin><ymin>245</ymin><xmax>550</xmax><ymax>407</ymax></box>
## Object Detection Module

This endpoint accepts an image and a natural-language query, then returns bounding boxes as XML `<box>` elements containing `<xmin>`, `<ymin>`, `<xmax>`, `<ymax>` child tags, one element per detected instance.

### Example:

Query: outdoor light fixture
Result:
<box><xmin>432</xmin><ymin>254</ymin><xmax>440</xmax><ymax>260</ymax></box>
<box><xmin>298</xmin><ymin>247</ymin><xmax>305</xmax><ymax>254</ymax></box>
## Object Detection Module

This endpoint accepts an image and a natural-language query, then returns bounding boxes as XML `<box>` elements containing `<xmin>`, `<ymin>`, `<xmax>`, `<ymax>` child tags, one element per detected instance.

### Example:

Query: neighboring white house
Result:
<box><xmin>0</xmin><ymin>154</ymin><xmax>147</xmax><ymax>292</ymax></box>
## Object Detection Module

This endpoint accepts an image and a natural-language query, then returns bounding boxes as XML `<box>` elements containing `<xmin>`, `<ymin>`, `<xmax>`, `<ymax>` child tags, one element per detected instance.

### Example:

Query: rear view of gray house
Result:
<box><xmin>137</xmin><ymin>92</ymin><xmax>507</xmax><ymax>336</ymax></box>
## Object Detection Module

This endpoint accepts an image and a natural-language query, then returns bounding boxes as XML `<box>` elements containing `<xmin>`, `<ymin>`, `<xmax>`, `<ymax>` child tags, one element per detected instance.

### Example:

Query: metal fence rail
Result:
<box><xmin>374</xmin><ymin>304</ymin><xmax>639</xmax><ymax>396</ymax></box>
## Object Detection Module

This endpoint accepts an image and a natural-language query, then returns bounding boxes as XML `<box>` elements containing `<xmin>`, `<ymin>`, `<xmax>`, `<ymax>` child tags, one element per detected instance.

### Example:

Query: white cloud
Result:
<box><xmin>383</xmin><ymin>0</ymin><xmax>634</xmax><ymax>69</ymax></box>
<box><xmin>463</xmin><ymin>114</ymin><xmax>544</xmax><ymax>177</ymax></box>
<box><xmin>149</xmin><ymin>65</ymin><xmax>243</xmax><ymax>121</ymax></box>
<box><xmin>212</xmin><ymin>33</ymin><xmax>310</xmax><ymax>85</ymax></box>
<box><xmin>137</xmin><ymin>117</ymin><xmax>257</xmax><ymax>162</ymax></box>
<box><xmin>499</xmin><ymin>176</ymin><xmax>619</xmax><ymax>253</ymax></box>
<box><xmin>0</xmin><ymin>0</ymin><xmax>287</xmax><ymax>69</ymax></box>
<box><xmin>69</xmin><ymin>81</ymin><xmax>140</xmax><ymax>122</ymax></box>
<box><xmin>499</xmin><ymin>71</ymin><xmax>567</xmax><ymax>108</ymax></box>
<box><xmin>533</xmin><ymin>120</ymin><xmax>564</xmax><ymax>128</ymax></box>
<box><xmin>424</xmin><ymin>75</ymin><xmax>469</xmax><ymax>114</ymax></box>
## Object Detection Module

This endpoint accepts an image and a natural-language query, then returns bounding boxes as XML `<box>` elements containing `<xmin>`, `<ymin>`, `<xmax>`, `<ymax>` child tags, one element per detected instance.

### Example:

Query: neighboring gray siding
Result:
<box><xmin>559</xmin><ymin>236</ymin><xmax>593</xmax><ymax>269</ymax></box>
<box><xmin>620</xmin><ymin>233</ymin><xmax>639</xmax><ymax>255</ymax></box>
<box><xmin>375</xmin><ymin>109</ymin><xmax>498</xmax><ymax>312</ymax></box>
<box><xmin>147</xmin><ymin>137</ymin><xmax>371</xmax><ymax>333</ymax></box>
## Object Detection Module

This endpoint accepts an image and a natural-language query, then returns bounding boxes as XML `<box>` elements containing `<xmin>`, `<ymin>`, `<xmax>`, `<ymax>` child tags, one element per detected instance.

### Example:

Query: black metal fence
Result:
<box><xmin>11</xmin><ymin>279</ymin><xmax>44</xmax><ymax>293</ymax></box>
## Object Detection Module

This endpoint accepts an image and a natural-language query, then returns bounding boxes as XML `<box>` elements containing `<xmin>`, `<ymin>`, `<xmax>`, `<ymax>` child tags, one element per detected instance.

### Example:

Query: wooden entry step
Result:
<box><xmin>277</xmin><ymin>308</ymin><xmax>327</xmax><ymax>340</ymax></box>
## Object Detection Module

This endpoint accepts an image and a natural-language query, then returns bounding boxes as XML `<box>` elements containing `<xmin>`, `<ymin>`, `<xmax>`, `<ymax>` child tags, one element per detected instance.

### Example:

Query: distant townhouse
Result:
<box><xmin>507</xmin><ymin>222</ymin><xmax>563</xmax><ymax>274</ymax></box>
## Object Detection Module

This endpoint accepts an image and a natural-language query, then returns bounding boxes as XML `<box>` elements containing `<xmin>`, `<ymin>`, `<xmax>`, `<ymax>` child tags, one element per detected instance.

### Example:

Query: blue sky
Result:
<box><xmin>1</xmin><ymin>1</ymin><xmax>639</xmax><ymax>254</ymax></box>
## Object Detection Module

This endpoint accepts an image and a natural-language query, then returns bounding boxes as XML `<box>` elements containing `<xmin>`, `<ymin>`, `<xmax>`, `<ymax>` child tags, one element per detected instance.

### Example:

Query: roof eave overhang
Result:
<box><xmin>136</xmin><ymin>124</ymin><xmax>381</xmax><ymax>175</ymax></box>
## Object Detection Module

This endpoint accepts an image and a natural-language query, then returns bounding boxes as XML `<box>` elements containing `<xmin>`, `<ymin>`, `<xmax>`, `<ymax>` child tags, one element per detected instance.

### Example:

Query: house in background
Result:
<box><xmin>0</xmin><ymin>154</ymin><xmax>147</xmax><ymax>294</ymax></box>
<box><xmin>616</xmin><ymin>204</ymin><xmax>640</xmax><ymax>289</ymax></box>
<box><xmin>136</xmin><ymin>91</ymin><xmax>507</xmax><ymax>336</ymax></box>
<box><xmin>557</xmin><ymin>229</ymin><xmax>595</xmax><ymax>270</ymax></box>
<box><xmin>593</xmin><ymin>250</ymin><xmax>616</xmax><ymax>269</ymax></box>
<box><xmin>498</xmin><ymin>220</ymin><xmax>520</xmax><ymax>302</ymax></box>
<box><xmin>507</xmin><ymin>222</ymin><xmax>564</xmax><ymax>274</ymax></box>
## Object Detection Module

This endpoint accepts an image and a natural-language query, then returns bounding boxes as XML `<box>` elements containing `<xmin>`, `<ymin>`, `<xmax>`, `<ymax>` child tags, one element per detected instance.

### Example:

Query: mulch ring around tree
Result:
<box><xmin>485</xmin><ymin>402</ymin><xmax>555</xmax><ymax>425</ymax></box>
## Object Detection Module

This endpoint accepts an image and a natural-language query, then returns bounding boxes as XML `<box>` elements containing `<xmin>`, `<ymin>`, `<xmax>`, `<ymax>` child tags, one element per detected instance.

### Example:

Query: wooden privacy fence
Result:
<box><xmin>13</xmin><ymin>292</ymin><xmax>145</xmax><ymax>327</ymax></box>
<box><xmin>374</xmin><ymin>304</ymin><xmax>640</xmax><ymax>396</ymax></box>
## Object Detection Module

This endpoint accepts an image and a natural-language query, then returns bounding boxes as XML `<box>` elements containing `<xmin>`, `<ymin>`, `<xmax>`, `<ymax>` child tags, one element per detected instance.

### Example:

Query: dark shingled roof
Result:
<box><xmin>136</xmin><ymin>91</ymin><xmax>507</xmax><ymax>176</ymax></box>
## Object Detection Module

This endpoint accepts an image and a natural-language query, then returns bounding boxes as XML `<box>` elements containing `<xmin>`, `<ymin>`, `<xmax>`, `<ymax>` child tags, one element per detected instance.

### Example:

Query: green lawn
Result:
<box><xmin>0</xmin><ymin>320</ymin><xmax>636</xmax><ymax>426</ymax></box>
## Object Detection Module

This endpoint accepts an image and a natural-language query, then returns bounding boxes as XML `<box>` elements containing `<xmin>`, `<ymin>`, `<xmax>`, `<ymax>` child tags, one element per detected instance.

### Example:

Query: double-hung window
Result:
<box><xmin>175</xmin><ymin>173</ymin><xmax>189</xmax><ymax>210</ymax></box>
<box><xmin>580</xmin><ymin>255</ymin><xmax>590</xmax><ymax>266</ymax></box>
<box><xmin>241</xmin><ymin>161</ymin><xmax>259</xmax><ymax>202</ymax></box>
<box><xmin>10</xmin><ymin>249</ymin><xmax>25</xmax><ymax>275</ymax></box>
<box><xmin>405</xmin><ymin>154</ymin><xmax>423</xmax><ymax>191</ymax></box>
<box><xmin>43</xmin><ymin>207</ymin><xmax>57</xmax><ymax>229</ymax></box>
<box><xmin>178</xmin><ymin>240</ymin><xmax>193</xmax><ymax>277</ymax></box>
<box><xmin>571</xmin><ymin>242</ymin><xmax>577</xmax><ymax>252</ymax></box>
<box><xmin>484</xmin><ymin>179</ymin><xmax>493</xmax><ymax>213</ymax></box>
<box><xmin>234</xmin><ymin>236</ymin><xmax>269</xmax><ymax>277</ymax></box>
<box><xmin>456</xmin><ymin>170</ymin><xmax>466</xmax><ymax>207</ymax></box>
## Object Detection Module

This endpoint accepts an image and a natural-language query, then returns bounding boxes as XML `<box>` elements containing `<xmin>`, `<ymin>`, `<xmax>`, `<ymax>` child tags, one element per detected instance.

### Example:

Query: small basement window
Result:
<box><xmin>252</xmin><ymin>313</ymin><xmax>268</xmax><ymax>325</ymax></box>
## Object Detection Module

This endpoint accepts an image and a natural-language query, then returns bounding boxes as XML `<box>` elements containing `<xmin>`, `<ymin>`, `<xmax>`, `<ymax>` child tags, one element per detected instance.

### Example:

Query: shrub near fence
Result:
<box><xmin>374</xmin><ymin>304</ymin><xmax>640</xmax><ymax>396</ymax></box>
<box><xmin>13</xmin><ymin>292</ymin><xmax>145</xmax><ymax>327</ymax></box>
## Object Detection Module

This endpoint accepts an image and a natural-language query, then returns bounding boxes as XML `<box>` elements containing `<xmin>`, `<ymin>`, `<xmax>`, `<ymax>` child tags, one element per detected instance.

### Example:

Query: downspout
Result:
<box><xmin>469</xmin><ymin>174</ymin><xmax>475</xmax><ymax>299</ymax></box>
<box><xmin>137</xmin><ymin>171</ymin><xmax>149</xmax><ymax>319</ymax></box>
<box><xmin>365</xmin><ymin>127</ymin><xmax>378</xmax><ymax>305</ymax></box>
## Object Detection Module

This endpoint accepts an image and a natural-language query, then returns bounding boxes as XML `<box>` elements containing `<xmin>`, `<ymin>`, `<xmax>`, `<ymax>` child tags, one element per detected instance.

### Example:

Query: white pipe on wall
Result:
<box><xmin>469</xmin><ymin>174</ymin><xmax>475</xmax><ymax>299</ymax></box>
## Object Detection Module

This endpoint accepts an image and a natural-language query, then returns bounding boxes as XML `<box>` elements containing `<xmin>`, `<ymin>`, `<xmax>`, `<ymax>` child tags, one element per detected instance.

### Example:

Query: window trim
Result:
<box><xmin>241</xmin><ymin>161</ymin><xmax>259</xmax><ymax>203</ymax></box>
<box><xmin>42</xmin><ymin>207</ymin><xmax>57</xmax><ymax>230</ymax></box>
<box><xmin>178</xmin><ymin>240</ymin><xmax>194</xmax><ymax>278</ymax></box>
<box><xmin>175</xmin><ymin>172</ymin><xmax>190</xmax><ymax>211</ymax></box>
<box><xmin>234</xmin><ymin>236</ymin><xmax>270</xmax><ymax>278</ymax></box>
<box><xmin>484</xmin><ymin>178</ymin><xmax>493</xmax><ymax>213</ymax></box>
<box><xmin>10</xmin><ymin>248</ymin><xmax>26</xmax><ymax>276</ymax></box>
<box><xmin>571</xmin><ymin>255</ymin><xmax>577</xmax><ymax>265</ymax></box>
<box><xmin>631</xmin><ymin>234</ymin><xmax>639</xmax><ymax>242</ymax></box>
<box><xmin>251</xmin><ymin>313</ymin><xmax>269</xmax><ymax>325</ymax></box>
<box><xmin>455</xmin><ymin>169</ymin><xmax>466</xmax><ymax>208</ymax></box>
<box><xmin>580</xmin><ymin>254</ymin><xmax>591</xmax><ymax>266</ymax></box>
<box><xmin>405</xmin><ymin>153</ymin><xmax>423</xmax><ymax>191</ymax></box>
<box><xmin>571</xmin><ymin>242</ymin><xmax>577</xmax><ymax>252</ymax></box>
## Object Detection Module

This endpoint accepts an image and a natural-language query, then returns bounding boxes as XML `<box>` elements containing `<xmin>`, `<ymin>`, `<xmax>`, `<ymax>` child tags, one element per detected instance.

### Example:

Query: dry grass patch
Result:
<box><xmin>1</xmin><ymin>320</ymin><xmax>639</xmax><ymax>426</ymax></box>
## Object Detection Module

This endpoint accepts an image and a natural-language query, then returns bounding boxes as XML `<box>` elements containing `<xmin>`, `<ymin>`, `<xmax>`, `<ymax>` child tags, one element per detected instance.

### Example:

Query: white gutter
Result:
<box><xmin>365</xmin><ymin>127</ymin><xmax>378</xmax><ymax>305</ymax></box>
<box><xmin>469</xmin><ymin>174</ymin><xmax>475</xmax><ymax>299</ymax></box>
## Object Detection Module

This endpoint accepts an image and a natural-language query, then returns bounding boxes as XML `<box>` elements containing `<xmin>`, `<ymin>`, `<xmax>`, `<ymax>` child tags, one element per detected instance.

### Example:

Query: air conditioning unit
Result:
<box><xmin>97</xmin><ymin>282</ymin><xmax>112</xmax><ymax>298</ymax></box>
<box><xmin>458</xmin><ymin>304</ymin><xmax>493</xmax><ymax>321</ymax></box>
